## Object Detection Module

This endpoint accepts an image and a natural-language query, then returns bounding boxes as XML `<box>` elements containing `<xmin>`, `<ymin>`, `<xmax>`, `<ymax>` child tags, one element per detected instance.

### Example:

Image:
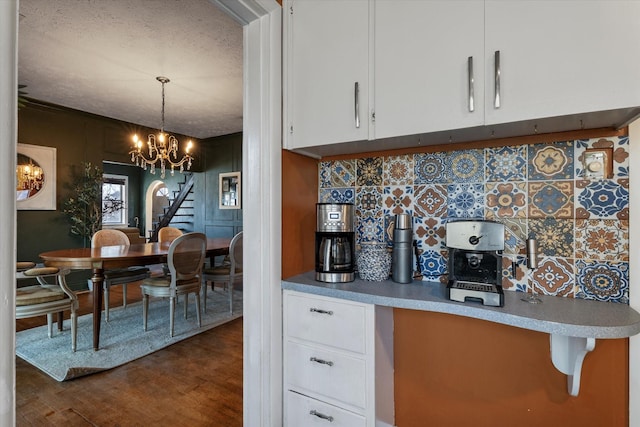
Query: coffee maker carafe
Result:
<box><xmin>315</xmin><ymin>203</ymin><xmax>355</xmax><ymax>283</ymax></box>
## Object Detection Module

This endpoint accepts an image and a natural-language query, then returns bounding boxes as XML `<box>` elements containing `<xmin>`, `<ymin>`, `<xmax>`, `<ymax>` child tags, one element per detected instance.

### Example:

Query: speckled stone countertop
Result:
<box><xmin>282</xmin><ymin>271</ymin><xmax>640</xmax><ymax>339</ymax></box>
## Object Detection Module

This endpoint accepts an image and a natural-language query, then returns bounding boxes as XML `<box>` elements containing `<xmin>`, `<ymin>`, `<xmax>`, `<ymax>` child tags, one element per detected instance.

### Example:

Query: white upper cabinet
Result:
<box><xmin>374</xmin><ymin>0</ymin><xmax>485</xmax><ymax>140</ymax></box>
<box><xmin>283</xmin><ymin>0</ymin><xmax>640</xmax><ymax>153</ymax></box>
<box><xmin>484</xmin><ymin>0</ymin><xmax>640</xmax><ymax>126</ymax></box>
<box><xmin>283</xmin><ymin>0</ymin><xmax>371</xmax><ymax>150</ymax></box>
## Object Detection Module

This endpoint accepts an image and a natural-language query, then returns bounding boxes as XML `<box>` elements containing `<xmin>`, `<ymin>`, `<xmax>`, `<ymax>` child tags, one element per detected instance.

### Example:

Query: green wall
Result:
<box><xmin>17</xmin><ymin>101</ymin><xmax>242</xmax><ymax>289</ymax></box>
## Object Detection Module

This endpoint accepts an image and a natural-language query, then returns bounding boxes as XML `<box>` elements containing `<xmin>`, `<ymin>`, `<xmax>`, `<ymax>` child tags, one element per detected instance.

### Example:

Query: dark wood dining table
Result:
<box><xmin>39</xmin><ymin>237</ymin><xmax>231</xmax><ymax>351</ymax></box>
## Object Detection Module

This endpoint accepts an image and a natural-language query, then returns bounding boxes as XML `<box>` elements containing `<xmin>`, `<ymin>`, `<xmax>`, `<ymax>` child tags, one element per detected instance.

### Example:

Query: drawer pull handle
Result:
<box><xmin>310</xmin><ymin>308</ymin><xmax>333</xmax><ymax>315</ymax></box>
<box><xmin>310</xmin><ymin>357</ymin><xmax>334</xmax><ymax>367</ymax></box>
<box><xmin>310</xmin><ymin>410</ymin><xmax>334</xmax><ymax>422</ymax></box>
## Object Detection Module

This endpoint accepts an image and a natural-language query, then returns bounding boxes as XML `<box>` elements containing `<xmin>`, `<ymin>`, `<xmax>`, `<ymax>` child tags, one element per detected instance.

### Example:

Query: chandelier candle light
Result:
<box><xmin>129</xmin><ymin>76</ymin><xmax>194</xmax><ymax>179</ymax></box>
<box><xmin>16</xmin><ymin>162</ymin><xmax>43</xmax><ymax>191</ymax></box>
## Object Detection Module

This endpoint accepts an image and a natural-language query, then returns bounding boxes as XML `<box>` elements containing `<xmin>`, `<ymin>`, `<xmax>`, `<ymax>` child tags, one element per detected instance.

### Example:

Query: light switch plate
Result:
<box><xmin>583</xmin><ymin>148</ymin><xmax>613</xmax><ymax>179</ymax></box>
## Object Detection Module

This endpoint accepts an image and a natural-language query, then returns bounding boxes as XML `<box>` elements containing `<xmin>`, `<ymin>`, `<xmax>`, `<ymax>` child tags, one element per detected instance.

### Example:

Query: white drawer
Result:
<box><xmin>285</xmin><ymin>292</ymin><xmax>367</xmax><ymax>354</ymax></box>
<box><xmin>286</xmin><ymin>391</ymin><xmax>366</xmax><ymax>427</ymax></box>
<box><xmin>286</xmin><ymin>340</ymin><xmax>366</xmax><ymax>410</ymax></box>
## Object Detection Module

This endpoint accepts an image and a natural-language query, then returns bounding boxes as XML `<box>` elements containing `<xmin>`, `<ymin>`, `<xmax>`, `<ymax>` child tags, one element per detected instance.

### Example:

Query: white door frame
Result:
<box><xmin>628</xmin><ymin>120</ymin><xmax>639</xmax><ymax>424</ymax></box>
<box><xmin>0</xmin><ymin>1</ymin><xmax>17</xmax><ymax>424</ymax></box>
<box><xmin>211</xmin><ymin>1</ymin><xmax>283</xmax><ymax>425</ymax></box>
<box><xmin>0</xmin><ymin>0</ymin><xmax>283</xmax><ymax>425</ymax></box>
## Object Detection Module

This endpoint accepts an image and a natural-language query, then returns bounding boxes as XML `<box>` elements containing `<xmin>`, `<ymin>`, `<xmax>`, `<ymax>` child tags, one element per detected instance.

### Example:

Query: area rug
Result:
<box><xmin>16</xmin><ymin>289</ymin><xmax>242</xmax><ymax>381</ymax></box>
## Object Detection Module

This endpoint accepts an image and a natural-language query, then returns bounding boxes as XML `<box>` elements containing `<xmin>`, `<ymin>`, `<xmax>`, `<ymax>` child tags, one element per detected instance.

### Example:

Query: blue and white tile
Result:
<box><xmin>413</xmin><ymin>184</ymin><xmax>447</xmax><ymax>218</ymax></box>
<box><xmin>528</xmin><ymin>141</ymin><xmax>574</xmax><ymax>181</ymax></box>
<box><xmin>384</xmin><ymin>155</ymin><xmax>414</xmax><ymax>186</ymax></box>
<box><xmin>575</xmin><ymin>179</ymin><xmax>628</xmax><ymax>219</ymax></box>
<box><xmin>485</xmin><ymin>145</ymin><xmax>527</xmax><ymax>182</ymax></box>
<box><xmin>528</xmin><ymin>218</ymin><xmax>573</xmax><ymax>258</ymax></box>
<box><xmin>501</xmin><ymin>254</ymin><xmax>528</xmax><ymax>292</ymax></box>
<box><xmin>530</xmin><ymin>257</ymin><xmax>575</xmax><ymax>297</ymax></box>
<box><xmin>383</xmin><ymin>186</ymin><xmax>414</xmax><ymax>217</ymax></box>
<box><xmin>355</xmin><ymin>186</ymin><xmax>383</xmax><ymax>219</ymax></box>
<box><xmin>319</xmin><ymin>187</ymin><xmax>355</xmax><ymax>204</ymax></box>
<box><xmin>356</xmin><ymin>157</ymin><xmax>383</xmax><ymax>187</ymax></box>
<box><xmin>447</xmin><ymin>183</ymin><xmax>484</xmax><ymax>219</ymax></box>
<box><xmin>502</xmin><ymin>218</ymin><xmax>527</xmax><ymax>255</ymax></box>
<box><xmin>528</xmin><ymin>180</ymin><xmax>573</xmax><ymax>219</ymax></box>
<box><xmin>575</xmin><ymin>259</ymin><xmax>628</xmax><ymax>304</ymax></box>
<box><xmin>414</xmin><ymin>152</ymin><xmax>448</xmax><ymax>184</ymax></box>
<box><xmin>446</xmin><ymin>149</ymin><xmax>484</xmax><ymax>183</ymax></box>
<box><xmin>413</xmin><ymin>217</ymin><xmax>447</xmax><ymax>266</ymax></box>
<box><xmin>356</xmin><ymin>216</ymin><xmax>385</xmax><ymax>245</ymax></box>
<box><xmin>419</xmin><ymin>249</ymin><xmax>447</xmax><ymax>281</ymax></box>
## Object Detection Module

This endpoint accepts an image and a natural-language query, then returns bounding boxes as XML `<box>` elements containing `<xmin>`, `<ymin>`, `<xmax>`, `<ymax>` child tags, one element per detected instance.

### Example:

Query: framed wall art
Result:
<box><xmin>219</xmin><ymin>171</ymin><xmax>241</xmax><ymax>209</ymax></box>
<box><xmin>16</xmin><ymin>143</ymin><xmax>56</xmax><ymax>210</ymax></box>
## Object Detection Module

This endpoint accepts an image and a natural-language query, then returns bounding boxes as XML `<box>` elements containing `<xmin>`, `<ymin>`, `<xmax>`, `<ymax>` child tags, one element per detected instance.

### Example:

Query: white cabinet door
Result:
<box><xmin>284</xmin><ymin>0</ymin><xmax>370</xmax><ymax>150</ymax></box>
<box><xmin>485</xmin><ymin>0</ymin><xmax>640</xmax><ymax>126</ymax></box>
<box><xmin>374</xmin><ymin>0</ymin><xmax>485</xmax><ymax>140</ymax></box>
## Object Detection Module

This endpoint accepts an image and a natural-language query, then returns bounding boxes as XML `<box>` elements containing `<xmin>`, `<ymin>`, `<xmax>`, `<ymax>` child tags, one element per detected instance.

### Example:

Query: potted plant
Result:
<box><xmin>63</xmin><ymin>162</ymin><xmax>123</xmax><ymax>247</ymax></box>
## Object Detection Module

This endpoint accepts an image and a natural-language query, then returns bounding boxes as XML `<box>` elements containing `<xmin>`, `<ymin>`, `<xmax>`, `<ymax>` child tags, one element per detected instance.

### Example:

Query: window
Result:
<box><xmin>102</xmin><ymin>174</ymin><xmax>128</xmax><ymax>226</ymax></box>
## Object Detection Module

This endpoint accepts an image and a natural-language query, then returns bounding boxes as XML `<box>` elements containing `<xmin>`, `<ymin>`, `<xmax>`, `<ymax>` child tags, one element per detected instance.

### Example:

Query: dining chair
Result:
<box><xmin>91</xmin><ymin>229</ymin><xmax>150</xmax><ymax>322</ymax></box>
<box><xmin>16</xmin><ymin>264</ymin><xmax>78</xmax><ymax>352</ymax></box>
<box><xmin>158</xmin><ymin>226</ymin><xmax>183</xmax><ymax>244</ymax></box>
<box><xmin>140</xmin><ymin>232</ymin><xmax>207</xmax><ymax>337</ymax></box>
<box><xmin>158</xmin><ymin>226</ymin><xmax>183</xmax><ymax>276</ymax></box>
<box><xmin>202</xmin><ymin>231</ymin><xmax>243</xmax><ymax>314</ymax></box>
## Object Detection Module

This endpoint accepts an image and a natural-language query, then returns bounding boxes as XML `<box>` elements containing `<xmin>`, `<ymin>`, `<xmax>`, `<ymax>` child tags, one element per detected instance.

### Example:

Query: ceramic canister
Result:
<box><xmin>357</xmin><ymin>244</ymin><xmax>392</xmax><ymax>281</ymax></box>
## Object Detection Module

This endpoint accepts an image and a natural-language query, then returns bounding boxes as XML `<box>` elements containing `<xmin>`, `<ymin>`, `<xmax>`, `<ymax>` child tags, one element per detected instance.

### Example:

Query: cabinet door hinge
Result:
<box><xmin>371</xmin><ymin>110</ymin><xmax>376</xmax><ymax>122</ymax></box>
<box><xmin>289</xmin><ymin>124</ymin><xmax>294</xmax><ymax>134</ymax></box>
<box><xmin>289</xmin><ymin>5</ymin><xmax>293</xmax><ymax>14</ymax></box>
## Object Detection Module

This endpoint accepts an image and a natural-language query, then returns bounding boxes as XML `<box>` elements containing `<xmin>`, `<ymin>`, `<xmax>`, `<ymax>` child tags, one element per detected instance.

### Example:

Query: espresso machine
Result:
<box><xmin>315</xmin><ymin>203</ymin><xmax>355</xmax><ymax>283</ymax></box>
<box><xmin>445</xmin><ymin>220</ymin><xmax>505</xmax><ymax>307</ymax></box>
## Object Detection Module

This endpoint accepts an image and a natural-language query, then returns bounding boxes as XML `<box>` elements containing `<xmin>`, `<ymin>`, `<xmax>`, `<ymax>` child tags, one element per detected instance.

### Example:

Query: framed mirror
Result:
<box><xmin>16</xmin><ymin>143</ymin><xmax>56</xmax><ymax>210</ymax></box>
<box><xmin>219</xmin><ymin>171</ymin><xmax>241</xmax><ymax>209</ymax></box>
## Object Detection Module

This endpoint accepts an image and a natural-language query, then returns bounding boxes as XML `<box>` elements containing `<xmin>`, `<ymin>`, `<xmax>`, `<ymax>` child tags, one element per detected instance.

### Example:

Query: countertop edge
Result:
<box><xmin>282</xmin><ymin>272</ymin><xmax>640</xmax><ymax>339</ymax></box>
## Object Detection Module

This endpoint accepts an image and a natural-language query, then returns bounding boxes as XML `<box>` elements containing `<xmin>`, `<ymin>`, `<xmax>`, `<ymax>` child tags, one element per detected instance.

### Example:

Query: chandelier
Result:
<box><xmin>16</xmin><ymin>162</ymin><xmax>44</xmax><ymax>192</ymax></box>
<box><xmin>129</xmin><ymin>76</ymin><xmax>194</xmax><ymax>179</ymax></box>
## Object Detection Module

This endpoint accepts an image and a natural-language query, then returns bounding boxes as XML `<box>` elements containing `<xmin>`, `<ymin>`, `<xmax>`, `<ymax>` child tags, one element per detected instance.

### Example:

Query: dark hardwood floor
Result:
<box><xmin>16</xmin><ymin>285</ymin><xmax>243</xmax><ymax>426</ymax></box>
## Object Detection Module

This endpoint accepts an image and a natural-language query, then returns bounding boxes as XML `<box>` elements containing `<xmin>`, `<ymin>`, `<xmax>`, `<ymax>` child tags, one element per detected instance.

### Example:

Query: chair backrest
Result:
<box><xmin>158</xmin><ymin>226</ymin><xmax>183</xmax><ymax>244</ymax></box>
<box><xmin>168</xmin><ymin>232</ymin><xmax>207</xmax><ymax>283</ymax></box>
<box><xmin>92</xmin><ymin>229</ymin><xmax>130</xmax><ymax>248</ymax></box>
<box><xmin>229</xmin><ymin>231</ymin><xmax>243</xmax><ymax>273</ymax></box>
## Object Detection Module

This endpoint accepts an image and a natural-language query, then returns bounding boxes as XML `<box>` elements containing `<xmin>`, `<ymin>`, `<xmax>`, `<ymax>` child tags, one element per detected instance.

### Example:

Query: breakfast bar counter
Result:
<box><xmin>283</xmin><ymin>271</ymin><xmax>640</xmax><ymax>397</ymax></box>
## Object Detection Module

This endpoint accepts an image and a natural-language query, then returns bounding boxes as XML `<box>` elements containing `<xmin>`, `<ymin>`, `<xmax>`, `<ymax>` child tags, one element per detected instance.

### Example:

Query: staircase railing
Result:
<box><xmin>148</xmin><ymin>173</ymin><xmax>194</xmax><ymax>242</ymax></box>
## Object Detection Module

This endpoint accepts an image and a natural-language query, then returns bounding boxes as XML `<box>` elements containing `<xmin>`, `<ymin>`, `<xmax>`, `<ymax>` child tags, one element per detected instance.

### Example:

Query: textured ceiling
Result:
<box><xmin>18</xmin><ymin>0</ymin><xmax>243</xmax><ymax>139</ymax></box>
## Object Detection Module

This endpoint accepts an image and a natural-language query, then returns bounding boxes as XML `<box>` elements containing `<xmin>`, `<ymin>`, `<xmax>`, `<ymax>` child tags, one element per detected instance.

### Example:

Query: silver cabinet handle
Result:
<box><xmin>494</xmin><ymin>50</ymin><xmax>501</xmax><ymax>109</ymax></box>
<box><xmin>309</xmin><ymin>307</ymin><xmax>333</xmax><ymax>315</ymax></box>
<box><xmin>468</xmin><ymin>56</ymin><xmax>474</xmax><ymax>112</ymax></box>
<box><xmin>310</xmin><ymin>410</ymin><xmax>334</xmax><ymax>422</ymax></box>
<box><xmin>310</xmin><ymin>357</ymin><xmax>334</xmax><ymax>366</ymax></box>
<box><xmin>354</xmin><ymin>81</ymin><xmax>360</xmax><ymax>128</ymax></box>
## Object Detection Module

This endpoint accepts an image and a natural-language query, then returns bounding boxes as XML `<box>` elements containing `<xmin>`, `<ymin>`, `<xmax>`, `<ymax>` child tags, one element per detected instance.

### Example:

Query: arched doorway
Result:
<box><xmin>144</xmin><ymin>180</ymin><xmax>169</xmax><ymax>240</ymax></box>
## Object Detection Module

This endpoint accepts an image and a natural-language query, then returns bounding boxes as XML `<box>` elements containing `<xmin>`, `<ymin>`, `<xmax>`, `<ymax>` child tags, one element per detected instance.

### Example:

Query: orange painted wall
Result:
<box><xmin>394</xmin><ymin>309</ymin><xmax>628</xmax><ymax>426</ymax></box>
<box><xmin>280</xmin><ymin>129</ymin><xmax>630</xmax><ymax>426</ymax></box>
<box><xmin>281</xmin><ymin>149</ymin><xmax>317</xmax><ymax>278</ymax></box>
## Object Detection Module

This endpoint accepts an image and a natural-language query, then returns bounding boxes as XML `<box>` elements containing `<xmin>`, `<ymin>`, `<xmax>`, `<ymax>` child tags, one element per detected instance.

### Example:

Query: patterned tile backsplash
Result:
<box><xmin>318</xmin><ymin>136</ymin><xmax>630</xmax><ymax>304</ymax></box>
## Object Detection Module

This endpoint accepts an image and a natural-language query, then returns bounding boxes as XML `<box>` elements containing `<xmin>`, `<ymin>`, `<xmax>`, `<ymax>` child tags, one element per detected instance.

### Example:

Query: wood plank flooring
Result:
<box><xmin>16</xmin><ymin>285</ymin><xmax>243</xmax><ymax>426</ymax></box>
